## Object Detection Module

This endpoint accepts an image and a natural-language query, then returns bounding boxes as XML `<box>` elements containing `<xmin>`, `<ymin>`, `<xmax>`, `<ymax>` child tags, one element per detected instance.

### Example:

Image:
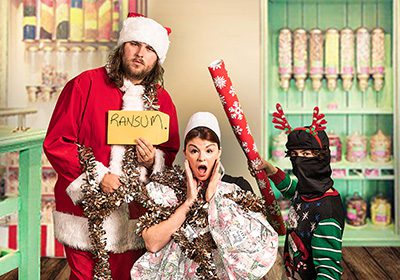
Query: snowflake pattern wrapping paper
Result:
<box><xmin>207</xmin><ymin>59</ymin><xmax>286</xmax><ymax>235</ymax></box>
<box><xmin>130</xmin><ymin>181</ymin><xmax>279</xmax><ymax>279</ymax></box>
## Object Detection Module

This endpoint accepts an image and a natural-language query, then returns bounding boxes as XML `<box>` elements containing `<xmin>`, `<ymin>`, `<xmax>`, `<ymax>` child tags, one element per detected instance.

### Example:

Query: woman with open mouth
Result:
<box><xmin>130</xmin><ymin>112</ymin><xmax>278</xmax><ymax>279</ymax></box>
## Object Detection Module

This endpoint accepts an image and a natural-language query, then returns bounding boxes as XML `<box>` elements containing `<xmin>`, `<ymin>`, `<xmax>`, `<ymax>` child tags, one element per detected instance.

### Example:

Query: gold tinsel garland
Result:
<box><xmin>79</xmin><ymin>143</ymin><xmax>270</xmax><ymax>279</ymax></box>
<box><xmin>76</xmin><ymin>86</ymin><xmax>161</xmax><ymax>279</ymax></box>
<box><xmin>78</xmin><ymin>144</ymin><xmax>143</xmax><ymax>280</ymax></box>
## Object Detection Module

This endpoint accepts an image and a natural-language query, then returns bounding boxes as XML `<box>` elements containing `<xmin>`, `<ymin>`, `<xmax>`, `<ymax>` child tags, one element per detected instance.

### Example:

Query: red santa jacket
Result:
<box><xmin>43</xmin><ymin>67</ymin><xmax>180</xmax><ymax>253</ymax></box>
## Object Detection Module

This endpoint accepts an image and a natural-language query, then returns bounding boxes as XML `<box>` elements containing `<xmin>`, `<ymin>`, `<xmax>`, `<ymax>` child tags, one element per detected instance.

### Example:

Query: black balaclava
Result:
<box><xmin>286</xmin><ymin>128</ymin><xmax>333</xmax><ymax>197</ymax></box>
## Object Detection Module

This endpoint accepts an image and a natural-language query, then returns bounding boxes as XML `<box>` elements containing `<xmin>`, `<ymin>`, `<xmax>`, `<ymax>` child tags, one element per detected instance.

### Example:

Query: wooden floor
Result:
<box><xmin>1</xmin><ymin>247</ymin><xmax>400</xmax><ymax>279</ymax></box>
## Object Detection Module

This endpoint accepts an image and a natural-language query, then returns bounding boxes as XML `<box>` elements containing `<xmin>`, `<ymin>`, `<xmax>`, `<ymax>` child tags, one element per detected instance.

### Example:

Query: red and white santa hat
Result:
<box><xmin>118</xmin><ymin>13</ymin><xmax>171</xmax><ymax>64</ymax></box>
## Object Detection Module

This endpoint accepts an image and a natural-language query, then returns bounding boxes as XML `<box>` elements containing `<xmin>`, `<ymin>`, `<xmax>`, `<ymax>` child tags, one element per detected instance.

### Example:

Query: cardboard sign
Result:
<box><xmin>107</xmin><ymin>110</ymin><xmax>170</xmax><ymax>145</ymax></box>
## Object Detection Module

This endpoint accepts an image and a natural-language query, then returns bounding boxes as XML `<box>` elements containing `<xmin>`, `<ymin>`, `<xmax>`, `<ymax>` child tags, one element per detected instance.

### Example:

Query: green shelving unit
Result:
<box><xmin>261</xmin><ymin>0</ymin><xmax>400</xmax><ymax>246</ymax></box>
<box><xmin>0</xmin><ymin>127</ymin><xmax>45</xmax><ymax>279</ymax></box>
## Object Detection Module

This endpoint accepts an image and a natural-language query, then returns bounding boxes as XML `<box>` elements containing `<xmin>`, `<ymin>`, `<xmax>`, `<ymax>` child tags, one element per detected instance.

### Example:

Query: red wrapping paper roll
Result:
<box><xmin>208</xmin><ymin>59</ymin><xmax>286</xmax><ymax>235</ymax></box>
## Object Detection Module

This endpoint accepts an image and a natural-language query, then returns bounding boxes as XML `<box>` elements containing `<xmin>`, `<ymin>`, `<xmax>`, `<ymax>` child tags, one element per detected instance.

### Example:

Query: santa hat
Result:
<box><xmin>184</xmin><ymin>112</ymin><xmax>221</xmax><ymax>142</ymax></box>
<box><xmin>118</xmin><ymin>13</ymin><xmax>171</xmax><ymax>64</ymax></box>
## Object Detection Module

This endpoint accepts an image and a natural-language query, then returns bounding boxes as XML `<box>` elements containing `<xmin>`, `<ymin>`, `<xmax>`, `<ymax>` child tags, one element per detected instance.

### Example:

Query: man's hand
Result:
<box><xmin>100</xmin><ymin>173</ymin><xmax>121</xmax><ymax>193</ymax></box>
<box><xmin>136</xmin><ymin>137</ymin><xmax>156</xmax><ymax>169</ymax></box>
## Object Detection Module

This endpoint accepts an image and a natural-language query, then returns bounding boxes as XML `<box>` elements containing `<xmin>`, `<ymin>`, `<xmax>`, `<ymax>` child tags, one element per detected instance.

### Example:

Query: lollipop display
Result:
<box><xmin>278</xmin><ymin>28</ymin><xmax>293</xmax><ymax>92</ymax></box>
<box><xmin>325</xmin><ymin>28</ymin><xmax>339</xmax><ymax>91</ymax></box>
<box><xmin>309</xmin><ymin>28</ymin><xmax>324</xmax><ymax>92</ymax></box>
<box><xmin>293</xmin><ymin>28</ymin><xmax>308</xmax><ymax>92</ymax></box>
<box><xmin>356</xmin><ymin>27</ymin><xmax>371</xmax><ymax>92</ymax></box>
<box><xmin>371</xmin><ymin>28</ymin><xmax>385</xmax><ymax>91</ymax></box>
<box><xmin>340</xmin><ymin>28</ymin><xmax>355</xmax><ymax>91</ymax></box>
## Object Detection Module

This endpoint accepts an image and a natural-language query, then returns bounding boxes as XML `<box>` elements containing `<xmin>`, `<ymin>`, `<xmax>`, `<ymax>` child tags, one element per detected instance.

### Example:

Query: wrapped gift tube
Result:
<box><xmin>356</xmin><ymin>27</ymin><xmax>370</xmax><ymax>92</ymax></box>
<box><xmin>97</xmin><ymin>0</ymin><xmax>112</xmax><ymax>42</ymax></box>
<box><xmin>293</xmin><ymin>28</ymin><xmax>308</xmax><ymax>92</ymax></box>
<box><xmin>23</xmin><ymin>0</ymin><xmax>37</xmax><ymax>41</ymax></box>
<box><xmin>55</xmin><ymin>0</ymin><xmax>69</xmax><ymax>41</ymax></box>
<box><xmin>40</xmin><ymin>0</ymin><xmax>55</xmax><ymax>41</ymax></box>
<box><xmin>371</xmin><ymin>28</ymin><xmax>385</xmax><ymax>91</ymax></box>
<box><xmin>83</xmin><ymin>0</ymin><xmax>98</xmax><ymax>42</ymax></box>
<box><xmin>325</xmin><ymin>28</ymin><xmax>339</xmax><ymax>91</ymax></box>
<box><xmin>309</xmin><ymin>28</ymin><xmax>324</xmax><ymax>92</ymax></box>
<box><xmin>278</xmin><ymin>28</ymin><xmax>292</xmax><ymax>92</ymax></box>
<box><xmin>129</xmin><ymin>0</ymin><xmax>138</xmax><ymax>13</ymax></box>
<box><xmin>70</xmin><ymin>0</ymin><xmax>83</xmax><ymax>42</ymax></box>
<box><xmin>208</xmin><ymin>59</ymin><xmax>286</xmax><ymax>235</ymax></box>
<box><xmin>340</xmin><ymin>28</ymin><xmax>355</xmax><ymax>91</ymax></box>
<box><xmin>111</xmin><ymin>0</ymin><xmax>120</xmax><ymax>41</ymax></box>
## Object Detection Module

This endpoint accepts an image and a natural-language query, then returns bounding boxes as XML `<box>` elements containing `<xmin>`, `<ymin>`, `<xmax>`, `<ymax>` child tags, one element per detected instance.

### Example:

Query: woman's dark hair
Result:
<box><xmin>184</xmin><ymin>127</ymin><xmax>220</xmax><ymax>150</ymax></box>
<box><xmin>106</xmin><ymin>43</ymin><xmax>165</xmax><ymax>92</ymax></box>
<box><xmin>285</xmin><ymin>147</ymin><xmax>330</xmax><ymax>160</ymax></box>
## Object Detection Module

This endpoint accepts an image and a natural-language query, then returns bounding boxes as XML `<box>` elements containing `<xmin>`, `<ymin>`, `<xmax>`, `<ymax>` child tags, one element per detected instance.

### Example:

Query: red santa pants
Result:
<box><xmin>65</xmin><ymin>245</ymin><xmax>146</xmax><ymax>280</ymax></box>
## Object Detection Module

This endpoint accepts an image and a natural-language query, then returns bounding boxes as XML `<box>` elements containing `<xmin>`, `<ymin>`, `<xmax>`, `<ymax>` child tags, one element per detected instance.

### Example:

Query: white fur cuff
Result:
<box><xmin>66</xmin><ymin>161</ymin><xmax>110</xmax><ymax>204</ymax></box>
<box><xmin>152</xmin><ymin>149</ymin><xmax>165</xmax><ymax>174</ymax></box>
<box><xmin>53</xmin><ymin>206</ymin><xmax>145</xmax><ymax>253</ymax></box>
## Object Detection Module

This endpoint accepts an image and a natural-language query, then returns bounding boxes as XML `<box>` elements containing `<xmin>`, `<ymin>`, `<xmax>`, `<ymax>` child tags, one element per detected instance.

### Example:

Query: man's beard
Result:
<box><xmin>122</xmin><ymin>59</ymin><xmax>154</xmax><ymax>83</ymax></box>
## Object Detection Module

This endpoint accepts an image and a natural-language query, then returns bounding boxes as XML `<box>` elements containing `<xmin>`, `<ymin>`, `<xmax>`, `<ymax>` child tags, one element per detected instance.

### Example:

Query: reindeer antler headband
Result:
<box><xmin>272</xmin><ymin>103</ymin><xmax>327</xmax><ymax>148</ymax></box>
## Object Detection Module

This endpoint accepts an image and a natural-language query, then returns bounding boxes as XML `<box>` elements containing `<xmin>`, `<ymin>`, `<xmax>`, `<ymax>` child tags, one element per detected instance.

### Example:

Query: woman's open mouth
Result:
<box><xmin>197</xmin><ymin>165</ymin><xmax>208</xmax><ymax>176</ymax></box>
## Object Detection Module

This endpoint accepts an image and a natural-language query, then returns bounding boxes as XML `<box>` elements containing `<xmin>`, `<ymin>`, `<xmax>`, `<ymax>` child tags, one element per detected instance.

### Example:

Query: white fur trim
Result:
<box><xmin>109</xmin><ymin>145</ymin><xmax>125</xmax><ymax>176</ymax></box>
<box><xmin>139</xmin><ymin>166</ymin><xmax>148</xmax><ymax>183</ymax></box>
<box><xmin>118</xmin><ymin>16</ymin><xmax>170</xmax><ymax>63</ymax></box>
<box><xmin>152</xmin><ymin>149</ymin><xmax>165</xmax><ymax>174</ymax></box>
<box><xmin>121</xmin><ymin>82</ymin><xmax>145</xmax><ymax>110</ymax></box>
<box><xmin>109</xmin><ymin>83</ymin><xmax>144</xmax><ymax>176</ymax></box>
<box><xmin>66</xmin><ymin>161</ymin><xmax>110</xmax><ymax>204</ymax></box>
<box><xmin>53</xmin><ymin>206</ymin><xmax>145</xmax><ymax>253</ymax></box>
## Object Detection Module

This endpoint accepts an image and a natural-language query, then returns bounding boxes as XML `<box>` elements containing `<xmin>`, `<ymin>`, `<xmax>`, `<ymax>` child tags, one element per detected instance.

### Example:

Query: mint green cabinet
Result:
<box><xmin>261</xmin><ymin>0</ymin><xmax>400</xmax><ymax>246</ymax></box>
<box><xmin>0</xmin><ymin>128</ymin><xmax>45</xmax><ymax>279</ymax></box>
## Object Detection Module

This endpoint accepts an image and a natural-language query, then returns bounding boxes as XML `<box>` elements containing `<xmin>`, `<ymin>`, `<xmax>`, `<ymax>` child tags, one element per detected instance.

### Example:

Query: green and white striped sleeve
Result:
<box><xmin>269</xmin><ymin>168</ymin><xmax>297</xmax><ymax>199</ymax></box>
<box><xmin>311</xmin><ymin>218</ymin><xmax>344</xmax><ymax>280</ymax></box>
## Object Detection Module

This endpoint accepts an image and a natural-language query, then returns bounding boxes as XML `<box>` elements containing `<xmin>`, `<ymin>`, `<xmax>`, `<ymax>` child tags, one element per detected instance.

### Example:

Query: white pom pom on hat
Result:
<box><xmin>118</xmin><ymin>13</ymin><xmax>171</xmax><ymax>64</ymax></box>
<box><xmin>184</xmin><ymin>112</ymin><xmax>221</xmax><ymax>142</ymax></box>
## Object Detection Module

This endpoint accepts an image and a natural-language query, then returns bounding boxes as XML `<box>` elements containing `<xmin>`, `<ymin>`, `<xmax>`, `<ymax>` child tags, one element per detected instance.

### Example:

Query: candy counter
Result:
<box><xmin>261</xmin><ymin>0</ymin><xmax>400</xmax><ymax>246</ymax></box>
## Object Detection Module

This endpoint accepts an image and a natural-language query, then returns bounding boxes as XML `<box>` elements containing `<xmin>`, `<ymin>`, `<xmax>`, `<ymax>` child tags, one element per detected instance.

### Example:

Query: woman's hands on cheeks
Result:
<box><xmin>205</xmin><ymin>158</ymin><xmax>222</xmax><ymax>202</ymax></box>
<box><xmin>184</xmin><ymin>160</ymin><xmax>199</xmax><ymax>207</ymax></box>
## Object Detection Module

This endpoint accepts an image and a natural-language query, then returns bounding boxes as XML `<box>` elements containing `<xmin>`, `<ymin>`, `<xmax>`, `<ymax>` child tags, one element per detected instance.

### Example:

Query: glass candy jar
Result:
<box><xmin>370</xmin><ymin>130</ymin><xmax>391</xmax><ymax>162</ymax></box>
<box><xmin>346</xmin><ymin>192</ymin><xmax>367</xmax><ymax>226</ymax></box>
<box><xmin>328</xmin><ymin>132</ymin><xmax>342</xmax><ymax>162</ymax></box>
<box><xmin>346</xmin><ymin>132</ymin><xmax>367</xmax><ymax>162</ymax></box>
<box><xmin>271</xmin><ymin>132</ymin><xmax>287</xmax><ymax>162</ymax></box>
<box><xmin>370</xmin><ymin>194</ymin><xmax>391</xmax><ymax>226</ymax></box>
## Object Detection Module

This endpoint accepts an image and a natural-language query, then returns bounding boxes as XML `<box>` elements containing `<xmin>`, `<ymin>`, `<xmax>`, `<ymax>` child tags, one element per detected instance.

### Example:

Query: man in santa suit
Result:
<box><xmin>43</xmin><ymin>13</ymin><xmax>179</xmax><ymax>280</ymax></box>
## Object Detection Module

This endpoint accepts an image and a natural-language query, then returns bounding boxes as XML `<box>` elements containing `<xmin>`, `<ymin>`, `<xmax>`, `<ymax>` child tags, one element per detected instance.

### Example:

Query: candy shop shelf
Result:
<box><xmin>268</xmin><ymin>109</ymin><xmax>393</xmax><ymax>115</ymax></box>
<box><xmin>24</xmin><ymin>40</ymin><xmax>116</xmax><ymax>50</ymax></box>
<box><xmin>270</xmin><ymin>159</ymin><xmax>395</xmax><ymax>180</ymax></box>
<box><xmin>0</xmin><ymin>248</ymin><xmax>19</xmax><ymax>276</ymax></box>
<box><xmin>342</xmin><ymin>222</ymin><xmax>400</xmax><ymax>246</ymax></box>
<box><xmin>0</xmin><ymin>128</ymin><xmax>44</xmax><ymax>279</ymax></box>
<box><xmin>278</xmin><ymin>222</ymin><xmax>400</xmax><ymax>246</ymax></box>
<box><xmin>269</xmin><ymin>0</ymin><xmax>392</xmax><ymax>3</ymax></box>
<box><xmin>0</xmin><ymin>196</ymin><xmax>18</xmax><ymax>218</ymax></box>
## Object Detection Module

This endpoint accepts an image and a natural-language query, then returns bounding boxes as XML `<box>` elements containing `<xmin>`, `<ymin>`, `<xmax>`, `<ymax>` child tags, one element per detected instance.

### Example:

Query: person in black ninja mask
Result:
<box><xmin>251</xmin><ymin>103</ymin><xmax>345</xmax><ymax>280</ymax></box>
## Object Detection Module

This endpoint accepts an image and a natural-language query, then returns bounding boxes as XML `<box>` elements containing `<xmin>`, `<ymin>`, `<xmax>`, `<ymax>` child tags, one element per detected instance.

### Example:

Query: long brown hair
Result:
<box><xmin>106</xmin><ymin>43</ymin><xmax>165</xmax><ymax>92</ymax></box>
